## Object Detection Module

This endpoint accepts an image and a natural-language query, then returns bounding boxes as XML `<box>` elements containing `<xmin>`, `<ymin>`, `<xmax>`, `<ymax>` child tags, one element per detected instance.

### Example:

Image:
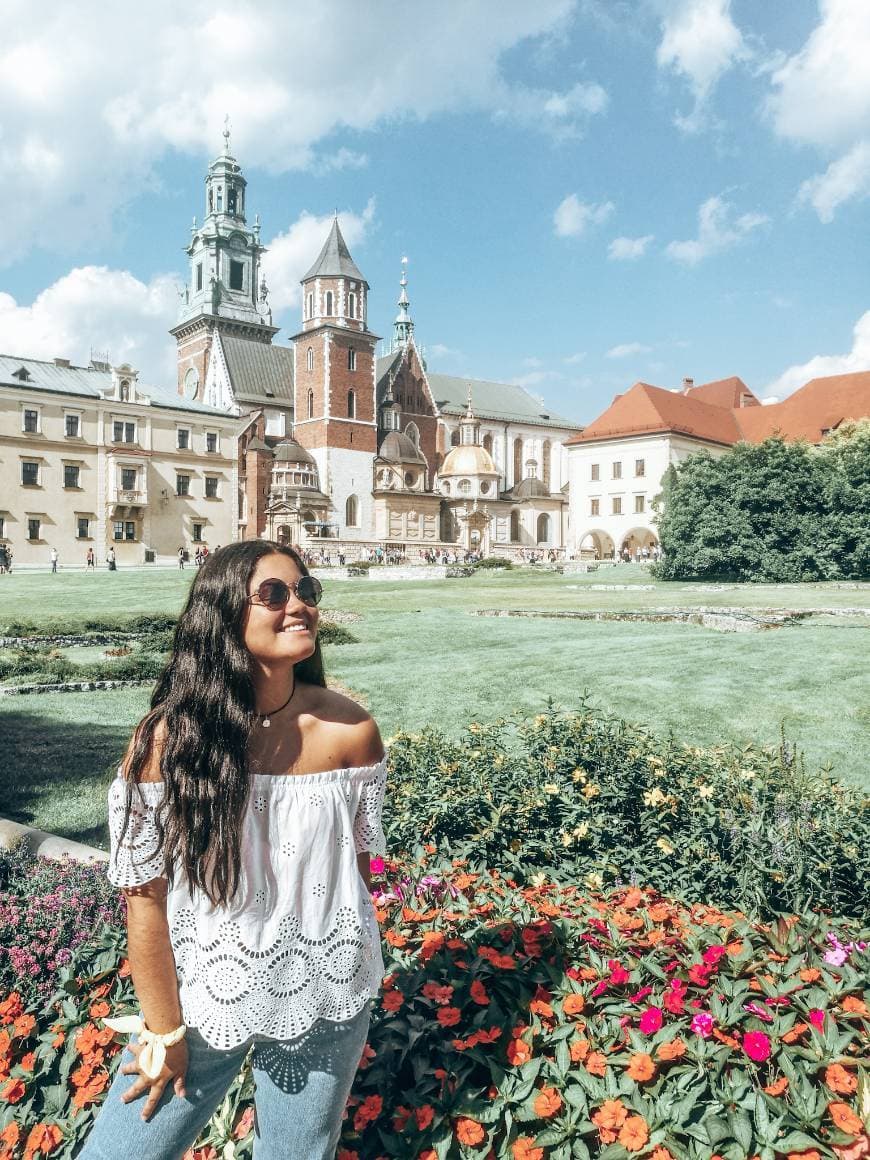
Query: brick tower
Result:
<box><xmin>290</xmin><ymin>219</ymin><xmax>379</xmax><ymax>538</ymax></box>
<box><xmin>170</xmin><ymin>122</ymin><xmax>277</xmax><ymax>403</ymax></box>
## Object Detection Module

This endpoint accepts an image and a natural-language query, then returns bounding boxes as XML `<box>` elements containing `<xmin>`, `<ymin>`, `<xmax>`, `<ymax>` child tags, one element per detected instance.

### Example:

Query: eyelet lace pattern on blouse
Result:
<box><xmin>107</xmin><ymin>758</ymin><xmax>388</xmax><ymax>1050</ymax></box>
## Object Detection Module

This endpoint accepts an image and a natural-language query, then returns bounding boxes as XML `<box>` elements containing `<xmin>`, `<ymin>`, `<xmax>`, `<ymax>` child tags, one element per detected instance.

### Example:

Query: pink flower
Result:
<box><xmin>639</xmin><ymin>1006</ymin><xmax>663</xmax><ymax>1035</ymax></box>
<box><xmin>608</xmin><ymin>960</ymin><xmax>631</xmax><ymax>986</ymax></box>
<box><xmin>824</xmin><ymin>946</ymin><xmax>848</xmax><ymax>966</ymax></box>
<box><xmin>690</xmin><ymin>1012</ymin><xmax>714</xmax><ymax>1038</ymax></box>
<box><xmin>702</xmin><ymin>945</ymin><xmax>726</xmax><ymax>965</ymax></box>
<box><xmin>743</xmin><ymin>1002</ymin><xmax>774</xmax><ymax>1023</ymax></box>
<box><xmin>742</xmin><ymin>1030</ymin><xmax>771</xmax><ymax>1062</ymax></box>
<box><xmin>809</xmin><ymin>1008</ymin><xmax>826</xmax><ymax>1029</ymax></box>
<box><xmin>370</xmin><ymin>856</ymin><xmax>385</xmax><ymax>875</ymax></box>
<box><xmin>629</xmin><ymin>985</ymin><xmax>654</xmax><ymax>1004</ymax></box>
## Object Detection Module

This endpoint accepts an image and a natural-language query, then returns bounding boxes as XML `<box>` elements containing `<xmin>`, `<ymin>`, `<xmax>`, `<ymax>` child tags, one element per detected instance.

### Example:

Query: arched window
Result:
<box><xmin>347</xmin><ymin>390</ymin><xmax>356</xmax><ymax>419</ymax></box>
<box><xmin>405</xmin><ymin>421</ymin><xmax>420</xmax><ymax>447</ymax></box>
<box><xmin>306</xmin><ymin>347</ymin><xmax>314</xmax><ymax>372</ymax></box>
<box><xmin>325</xmin><ymin>291</ymin><xmax>333</xmax><ymax>316</ymax></box>
<box><xmin>450</xmin><ymin>428</ymin><xmax>460</xmax><ymax>447</ymax></box>
<box><xmin>348</xmin><ymin>292</ymin><xmax>356</xmax><ymax>319</ymax></box>
<box><xmin>345</xmin><ymin>494</ymin><xmax>359</xmax><ymax>527</ymax></box>
<box><xmin>510</xmin><ymin>510</ymin><xmax>520</xmax><ymax>542</ymax></box>
<box><xmin>536</xmin><ymin>513</ymin><xmax>550</xmax><ymax>544</ymax></box>
<box><xmin>542</xmin><ymin>440</ymin><xmax>552</xmax><ymax>490</ymax></box>
<box><xmin>513</xmin><ymin>438</ymin><xmax>523</xmax><ymax>484</ymax></box>
<box><xmin>306</xmin><ymin>292</ymin><xmax>313</xmax><ymax>320</ymax></box>
<box><xmin>216</xmin><ymin>187</ymin><xmax>223</xmax><ymax>212</ymax></box>
<box><xmin>482</xmin><ymin>432</ymin><xmax>493</xmax><ymax>454</ymax></box>
<box><xmin>307</xmin><ymin>389</ymin><xmax>314</xmax><ymax>420</ymax></box>
<box><xmin>347</xmin><ymin>348</ymin><xmax>356</xmax><ymax>371</ymax></box>
<box><xmin>208</xmin><ymin>188</ymin><xmax>213</xmax><ymax>213</ymax></box>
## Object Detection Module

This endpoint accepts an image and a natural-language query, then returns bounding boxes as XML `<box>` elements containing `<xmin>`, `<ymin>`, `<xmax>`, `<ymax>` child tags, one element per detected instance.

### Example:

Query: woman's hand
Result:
<box><xmin>120</xmin><ymin>1038</ymin><xmax>188</xmax><ymax>1121</ymax></box>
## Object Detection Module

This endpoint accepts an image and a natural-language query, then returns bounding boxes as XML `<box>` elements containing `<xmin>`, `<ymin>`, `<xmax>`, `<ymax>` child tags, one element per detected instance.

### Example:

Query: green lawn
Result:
<box><xmin>1</xmin><ymin>566</ymin><xmax>868</xmax><ymax>846</ymax></box>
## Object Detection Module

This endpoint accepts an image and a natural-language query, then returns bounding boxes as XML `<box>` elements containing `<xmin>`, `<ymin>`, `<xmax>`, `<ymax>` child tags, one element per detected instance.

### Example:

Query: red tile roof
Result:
<box><xmin>565</xmin><ymin>371</ymin><xmax>870</xmax><ymax>447</ymax></box>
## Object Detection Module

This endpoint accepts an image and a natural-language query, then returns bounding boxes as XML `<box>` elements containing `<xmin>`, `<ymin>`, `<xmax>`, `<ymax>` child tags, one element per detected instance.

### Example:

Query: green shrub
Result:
<box><xmin>318</xmin><ymin>620</ymin><xmax>357</xmax><ymax>645</ymax></box>
<box><xmin>385</xmin><ymin>702</ymin><xmax>870</xmax><ymax>921</ymax></box>
<box><xmin>474</xmin><ymin>556</ymin><xmax>514</xmax><ymax>569</ymax></box>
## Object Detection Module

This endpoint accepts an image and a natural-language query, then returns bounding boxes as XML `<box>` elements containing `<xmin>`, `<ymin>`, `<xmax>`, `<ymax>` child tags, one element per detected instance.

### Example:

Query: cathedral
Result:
<box><xmin>172</xmin><ymin>132</ymin><xmax>582</xmax><ymax>555</ymax></box>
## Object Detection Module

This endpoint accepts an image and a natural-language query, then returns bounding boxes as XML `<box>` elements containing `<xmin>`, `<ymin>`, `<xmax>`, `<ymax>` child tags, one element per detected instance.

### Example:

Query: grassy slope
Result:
<box><xmin>0</xmin><ymin>567</ymin><xmax>867</xmax><ymax>845</ymax></box>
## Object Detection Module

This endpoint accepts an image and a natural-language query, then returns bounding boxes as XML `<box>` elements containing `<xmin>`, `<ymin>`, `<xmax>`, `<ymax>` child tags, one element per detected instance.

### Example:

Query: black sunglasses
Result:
<box><xmin>247</xmin><ymin>575</ymin><xmax>323</xmax><ymax>610</ymax></box>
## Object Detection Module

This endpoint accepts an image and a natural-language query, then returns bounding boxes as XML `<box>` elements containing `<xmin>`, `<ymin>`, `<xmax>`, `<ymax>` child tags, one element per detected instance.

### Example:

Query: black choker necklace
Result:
<box><xmin>255</xmin><ymin>684</ymin><xmax>296</xmax><ymax>728</ymax></box>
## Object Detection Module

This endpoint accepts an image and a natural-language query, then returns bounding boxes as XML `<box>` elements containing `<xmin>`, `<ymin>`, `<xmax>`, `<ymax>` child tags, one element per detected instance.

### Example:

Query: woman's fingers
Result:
<box><xmin>173</xmin><ymin>1073</ymin><xmax>187</xmax><ymax>1099</ymax></box>
<box><xmin>139</xmin><ymin>1078</ymin><xmax>169</xmax><ymax>1121</ymax></box>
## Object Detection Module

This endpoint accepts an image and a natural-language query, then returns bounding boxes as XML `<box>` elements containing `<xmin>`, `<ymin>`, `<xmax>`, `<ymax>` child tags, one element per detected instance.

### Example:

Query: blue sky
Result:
<box><xmin>1</xmin><ymin>0</ymin><xmax>869</xmax><ymax>423</ymax></box>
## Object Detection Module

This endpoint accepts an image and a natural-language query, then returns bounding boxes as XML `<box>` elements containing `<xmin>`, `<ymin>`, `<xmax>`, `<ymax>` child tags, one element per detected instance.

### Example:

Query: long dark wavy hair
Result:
<box><xmin>120</xmin><ymin>540</ymin><xmax>326</xmax><ymax>906</ymax></box>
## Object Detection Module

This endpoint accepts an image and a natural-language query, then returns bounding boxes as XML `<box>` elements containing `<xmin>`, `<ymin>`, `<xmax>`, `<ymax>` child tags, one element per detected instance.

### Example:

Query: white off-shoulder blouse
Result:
<box><xmin>107</xmin><ymin>758</ymin><xmax>388</xmax><ymax>1050</ymax></box>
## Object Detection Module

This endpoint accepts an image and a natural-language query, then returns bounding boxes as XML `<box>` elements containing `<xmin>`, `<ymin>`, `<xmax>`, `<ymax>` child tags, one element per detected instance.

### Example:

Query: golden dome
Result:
<box><xmin>440</xmin><ymin>443</ymin><xmax>498</xmax><ymax>476</ymax></box>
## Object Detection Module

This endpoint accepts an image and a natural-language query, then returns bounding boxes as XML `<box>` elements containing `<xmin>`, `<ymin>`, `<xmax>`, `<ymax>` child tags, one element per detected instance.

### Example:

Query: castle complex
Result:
<box><xmin>1</xmin><ymin>132</ymin><xmax>868</xmax><ymax>568</ymax></box>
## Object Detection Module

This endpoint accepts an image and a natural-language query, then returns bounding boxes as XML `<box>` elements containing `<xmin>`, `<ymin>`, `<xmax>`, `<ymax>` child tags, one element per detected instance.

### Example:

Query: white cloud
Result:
<box><xmin>511</xmin><ymin>369</ymin><xmax>564</xmax><ymax>389</ymax></box>
<box><xmin>0</xmin><ymin>267</ymin><xmax>180</xmax><ymax>384</ymax></box>
<box><xmin>797</xmin><ymin>139</ymin><xmax>870</xmax><ymax>223</ymax></box>
<box><xmin>553</xmin><ymin>194</ymin><xmax>614</xmax><ymax>238</ymax></box>
<box><xmin>262</xmin><ymin>199</ymin><xmax>376</xmax><ymax>313</ymax></box>
<box><xmin>608</xmin><ymin>234</ymin><xmax>654</xmax><ymax>260</ymax></box>
<box><xmin>0</xmin><ymin>0</ymin><xmax>593</xmax><ymax>263</ymax></box>
<box><xmin>427</xmin><ymin>343</ymin><xmax>462</xmax><ymax>361</ymax></box>
<box><xmin>764</xmin><ymin>309</ymin><xmax>870</xmax><ymax>398</ymax></box>
<box><xmin>606</xmin><ymin>341</ymin><xmax>652</xmax><ymax>358</ymax></box>
<box><xmin>655</xmin><ymin>0</ymin><xmax>747</xmax><ymax>130</ymax></box>
<box><xmin>563</xmin><ymin>351</ymin><xmax>587</xmax><ymax>364</ymax></box>
<box><xmin>665</xmin><ymin>195</ymin><xmax>767</xmax><ymax>264</ymax></box>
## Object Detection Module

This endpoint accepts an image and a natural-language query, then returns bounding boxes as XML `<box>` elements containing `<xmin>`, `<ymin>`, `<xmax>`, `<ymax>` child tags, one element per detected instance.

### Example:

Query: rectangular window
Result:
<box><xmin>229</xmin><ymin>260</ymin><xmax>244</xmax><ymax>291</ymax></box>
<box><xmin>635</xmin><ymin>458</ymin><xmax>645</xmax><ymax>477</ymax></box>
<box><xmin>612</xmin><ymin>462</ymin><xmax>622</xmax><ymax>479</ymax></box>
<box><xmin>192</xmin><ymin>523</ymin><xmax>203</xmax><ymax>542</ymax></box>
<box><xmin>590</xmin><ymin>498</ymin><xmax>600</xmax><ymax>517</ymax></box>
<box><xmin>635</xmin><ymin>495</ymin><xmax>645</xmax><ymax>514</ymax></box>
<box><xmin>176</xmin><ymin>474</ymin><xmax>190</xmax><ymax>497</ymax></box>
<box><xmin>77</xmin><ymin>517</ymin><xmax>89</xmax><ymax>539</ymax></box>
<box><xmin>65</xmin><ymin>413</ymin><xmax>80</xmax><ymax>438</ymax></box>
<box><xmin>113</xmin><ymin>521</ymin><xmax>124</xmax><ymax>541</ymax></box>
<box><xmin>348</xmin><ymin>348</ymin><xmax>356</xmax><ymax>371</ymax></box>
<box><xmin>177</xmin><ymin>428</ymin><xmax>190</xmax><ymax>450</ymax></box>
<box><xmin>28</xmin><ymin>518</ymin><xmax>40</xmax><ymax>541</ymax></box>
<box><xmin>206</xmin><ymin>431</ymin><xmax>218</xmax><ymax>453</ymax></box>
<box><xmin>612</xmin><ymin>496</ymin><xmax>622</xmax><ymax>515</ymax></box>
<box><xmin>0</xmin><ymin>517</ymin><xmax>4</xmax><ymax>539</ymax></box>
<box><xmin>112</xmin><ymin>420</ymin><xmax>136</xmax><ymax>443</ymax></box>
<box><xmin>196</xmin><ymin>263</ymin><xmax>203</xmax><ymax>292</ymax></box>
<box><xmin>205</xmin><ymin>476</ymin><xmax>219</xmax><ymax>499</ymax></box>
<box><xmin>21</xmin><ymin>461</ymin><xmax>39</xmax><ymax>486</ymax></box>
<box><xmin>64</xmin><ymin>465</ymin><xmax>80</xmax><ymax>489</ymax></box>
<box><xmin>590</xmin><ymin>463</ymin><xmax>600</xmax><ymax>481</ymax></box>
<box><xmin>121</xmin><ymin>467</ymin><xmax>137</xmax><ymax>491</ymax></box>
<box><xmin>125</xmin><ymin>521</ymin><xmax>136</xmax><ymax>541</ymax></box>
<box><xmin>23</xmin><ymin>409</ymin><xmax>39</xmax><ymax>433</ymax></box>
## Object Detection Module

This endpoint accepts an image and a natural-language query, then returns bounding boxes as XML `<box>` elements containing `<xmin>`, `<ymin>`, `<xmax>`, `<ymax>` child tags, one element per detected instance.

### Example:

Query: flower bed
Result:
<box><xmin>1</xmin><ymin>855</ymin><xmax>868</xmax><ymax>1159</ymax></box>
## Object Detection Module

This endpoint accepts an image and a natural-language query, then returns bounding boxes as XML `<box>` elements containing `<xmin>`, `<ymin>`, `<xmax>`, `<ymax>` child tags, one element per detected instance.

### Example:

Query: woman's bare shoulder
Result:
<box><xmin>298</xmin><ymin>685</ymin><xmax>384</xmax><ymax>767</ymax></box>
<box><xmin>121</xmin><ymin>716</ymin><xmax>166</xmax><ymax>784</ymax></box>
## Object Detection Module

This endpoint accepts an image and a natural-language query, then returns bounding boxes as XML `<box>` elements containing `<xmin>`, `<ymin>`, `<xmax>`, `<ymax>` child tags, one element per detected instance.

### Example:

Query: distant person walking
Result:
<box><xmin>178</xmin><ymin>547</ymin><xmax>185</xmax><ymax>570</ymax></box>
<box><xmin>0</xmin><ymin>545</ymin><xmax>8</xmax><ymax>574</ymax></box>
<box><xmin>107</xmin><ymin>547</ymin><xmax>117</xmax><ymax>571</ymax></box>
<box><xmin>50</xmin><ymin>547</ymin><xmax>59</xmax><ymax>573</ymax></box>
<box><xmin>86</xmin><ymin>548</ymin><xmax>96</xmax><ymax>570</ymax></box>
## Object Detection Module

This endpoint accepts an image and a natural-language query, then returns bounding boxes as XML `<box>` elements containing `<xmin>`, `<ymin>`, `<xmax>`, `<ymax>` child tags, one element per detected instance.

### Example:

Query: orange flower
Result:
<box><xmin>19</xmin><ymin>1052</ymin><xmax>35</xmax><ymax>1073</ymax></box>
<box><xmin>1</xmin><ymin>1123</ymin><xmax>20</xmax><ymax>1147</ymax></box>
<box><xmin>622</xmin><ymin>887</ymin><xmax>643</xmax><ymax>909</ymax></box>
<box><xmin>782</xmin><ymin>1022</ymin><xmax>809</xmax><ymax>1044</ymax></box>
<box><xmin>506</xmin><ymin>1037</ymin><xmax>532</xmax><ymax>1066</ymax></box>
<box><xmin>381</xmin><ymin>990</ymin><xmax>404</xmax><ymax>1012</ymax></box>
<box><xmin>826</xmin><ymin>1065</ymin><xmax>858</xmax><ymax>1096</ymax></box>
<box><xmin>511</xmin><ymin>1138</ymin><xmax>543</xmax><ymax>1160</ymax></box>
<box><xmin>385</xmin><ymin>931</ymin><xmax>408</xmax><ymax>947</ymax></box>
<box><xmin>764</xmin><ymin>1075</ymin><xmax>789</xmax><ymax>1097</ymax></box>
<box><xmin>569</xmin><ymin>1036</ymin><xmax>589</xmax><ymax>1063</ymax></box>
<box><xmin>842</xmin><ymin>996</ymin><xmax>869</xmax><ymax>1017</ymax></box>
<box><xmin>562</xmin><ymin>993</ymin><xmax>586</xmax><ymax>1016</ymax></box>
<box><xmin>585</xmin><ymin>1051</ymin><xmax>607</xmax><ymax>1076</ymax></box>
<box><xmin>656</xmin><ymin>1038</ymin><xmax>686</xmax><ymax>1061</ymax></box>
<box><xmin>72</xmin><ymin>1070</ymin><xmax>109</xmax><ymax>1109</ymax></box>
<box><xmin>787</xmin><ymin>1151</ymin><xmax>821</xmax><ymax>1160</ymax></box>
<box><xmin>352</xmin><ymin>1094</ymin><xmax>382</xmax><ymax>1131</ymax></box>
<box><xmin>592</xmin><ymin>1099</ymin><xmax>628</xmax><ymax>1130</ymax></box>
<box><xmin>626</xmin><ymin>1052</ymin><xmax>656</xmax><ymax>1082</ymax></box>
<box><xmin>618</xmin><ymin>1114</ymin><xmax>650</xmax><ymax>1152</ymax></box>
<box><xmin>799</xmin><ymin>968</ymin><xmax>822</xmax><ymax>983</ymax></box>
<box><xmin>89</xmin><ymin>1001</ymin><xmax>110</xmax><ymax>1019</ymax></box>
<box><xmin>23</xmin><ymin>1123</ymin><xmax>63</xmax><ymax>1159</ymax></box>
<box><xmin>414</xmin><ymin>1105</ymin><xmax>435</xmax><ymax>1130</ymax></box>
<box><xmin>650</xmin><ymin>1150</ymin><xmax>675</xmax><ymax>1160</ymax></box>
<box><xmin>422</xmin><ymin>982</ymin><xmax>454</xmax><ymax>1006</ymax></box>
<box><xmin>455</xmin><ymin>1118</ymin><xmax>485</xmax><ymax>1146</ymax></box>
<box><xmin>436</xmin><ymin>1006</ymin><xmax>461</xmax><ymax>1028</ymax></box>
<box><xmin>832</xmin><ymin>1135</ymin><xmax>870</xmax><ymax>1160</ymax></box>
<box><xmin>233</xmin><ymin>1106</ymin><xmax>255</xmax><ymax>1139</ymax></box>
<box><xmin>1</xmin><ymin>1077</ymin><xmax>25</xmax><ymax>1104</ymax></box>
<box><xmin>829</xmin><ymin>1102</ymin><xmax>864</xmax><ymax>1136</ymax></box>
<box><xmin>417</xmin><ymin>1152</ymin><xmax>437</xmax><ymax>1160</ymax></box>
<box><xmin>470</xmin><ymin>980</ymin><xmax>490</xmax><ymax>1005</ymax></box>
<box><xmin>12</xmin><ymin>1014</ymin><xmax>35</xmax><ymax>1039</ymax></box>
<box><xmin>420</xmin><ymin>931</ymin><xmax>446</xmax><ymax>959</ymax></box>
<box><xmin>533</xmin><ymin>1087</ymin><xmax>562</xmax><ymax>1118</ymax></box>
<box><xmin>0</xmin><ymin>995</ymin><xmax>23</xmax><ymax>1024</ymax></box>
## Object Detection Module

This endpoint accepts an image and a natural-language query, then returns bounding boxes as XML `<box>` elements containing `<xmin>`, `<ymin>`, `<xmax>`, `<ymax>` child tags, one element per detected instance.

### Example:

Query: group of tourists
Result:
<box><xmin>0</xmin><ymin>544</ymin><xmax>11</xmax><ymax>573</ymax></box>
<box><xmin>619</xmin><ymin>544</ymin><xmax>662</xmax><ymax>563</ymax></box>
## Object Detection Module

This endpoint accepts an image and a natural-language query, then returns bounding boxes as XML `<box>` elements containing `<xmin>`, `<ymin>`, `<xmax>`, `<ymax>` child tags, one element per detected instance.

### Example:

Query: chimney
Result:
<box><xmin>681</xmin><ymin>376</ymin><xmax>694</xmax><ymax>393</ymax></box>
<box><xmin>54</xmin><ymin>357</ymin><xmax>71</xmax><ymax>368</ymax></box>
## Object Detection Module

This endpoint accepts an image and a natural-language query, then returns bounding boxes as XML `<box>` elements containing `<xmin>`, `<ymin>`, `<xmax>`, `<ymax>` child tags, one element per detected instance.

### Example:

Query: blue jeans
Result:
<box><xmin>77</xmin><ymin>1003</ymin><xmax>372</xmax><ymax>1160</ymax></box>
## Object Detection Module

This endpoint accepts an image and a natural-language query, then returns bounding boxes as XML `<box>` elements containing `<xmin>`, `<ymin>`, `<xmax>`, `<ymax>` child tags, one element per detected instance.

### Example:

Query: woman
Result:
<box><xmin>80</xmin><ymin>541</ymin><xmax>387</xmax><ymax>1159</ymax></box>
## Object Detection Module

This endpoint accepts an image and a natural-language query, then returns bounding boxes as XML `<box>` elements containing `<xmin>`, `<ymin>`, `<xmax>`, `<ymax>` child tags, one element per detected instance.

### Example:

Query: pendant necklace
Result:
<box><xmin>255</xmin><ymin>684</ymin><xmax>296</xmax><ymax>729</ymax></box>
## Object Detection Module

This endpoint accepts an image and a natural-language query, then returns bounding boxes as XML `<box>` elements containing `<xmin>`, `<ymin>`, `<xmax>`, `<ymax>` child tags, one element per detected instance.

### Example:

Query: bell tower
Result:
<box><xmin>290</xmin><ymin>217</ymin><xmax>379</xmax><ymax>538</ymax></box>
<box><xmin>170</xmin><ymin>119</ymin><xmax>277</xmax><ymax>402</ymax></box>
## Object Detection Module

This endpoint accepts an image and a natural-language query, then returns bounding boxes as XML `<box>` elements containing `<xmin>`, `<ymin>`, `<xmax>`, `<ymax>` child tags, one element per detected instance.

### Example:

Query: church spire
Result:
<box><xmin>460</xmin><ymin>384</ymin><xmax>481</xmax><ymax>446</ymax></box>
<box><xmin>392</xmin><ymin>256</ymin><xmax>414</xmax><ymax>349</ymax></box>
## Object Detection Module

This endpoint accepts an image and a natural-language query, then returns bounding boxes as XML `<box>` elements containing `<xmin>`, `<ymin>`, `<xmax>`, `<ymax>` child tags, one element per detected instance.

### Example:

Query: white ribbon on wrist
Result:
<box><xmin>104</xmin><ymin>1014</ymin><xmax>187</xmax><ymax>1080</ymax></box>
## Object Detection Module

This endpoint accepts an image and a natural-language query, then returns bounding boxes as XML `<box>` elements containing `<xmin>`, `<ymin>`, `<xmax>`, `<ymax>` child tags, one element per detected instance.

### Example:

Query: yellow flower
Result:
<box><xmin>531</xmin><ymin>871</ymin><xmax>547</xmax><ymax>887</ymax></box>
<box><xmin>739</xmin><ymin>768</ymin><xmax>756</xmax><ymax>780</ymax></box>
<box><xmin>543</xmin><ymin>783</ymin><xmax>560</xmax><ymax>795</ymax></box>
<box><xmin>572</xmin><ymin>769</ymin><xmax>587</xmax><ymax>784</ymax></box>
<box><xmin>698</xmin><ymin>784</ymin><xmax>715</xmax><ymax>798</ymax></box>
<box><xmin>642</xmin><ymin>787</ymin><xmax>667</xmax><ymax>808</ymax></box>
<box><xmin>584</xmin><ymin>871</ymin><xmax>603</xmax><ymax>890</ymax></box>
<box><xmin>573</xmin><ymin>822</ymin><xmax>590</xmax><ymax>838</ymax></box>
<box><xmin>468</xmin><ymin>722</ymin><xmax>480</xmax><ymax>733</ymax></box>
<box><xmin>534</xmin><ymin>714</ymin><xmax>547</xmax><ymax>727</ymax></box>
<box><xmin>582</xmin><ymin>784</ymin><xmax>600</xmax><ymax>800</ymax></box>
<box><xmin>561</xmin><ymin>831</ymin><xmax>573</xmax><ymax>847</ymax></box>
<box><xmin>656</xmin><ymin>837</ymin><xmax>675</xmax><ymax>855</ymax></box>
<box><xmin>493</xmin><ymin>755</ymin><xmax>504</xmax><ymax>768</ymax></box>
